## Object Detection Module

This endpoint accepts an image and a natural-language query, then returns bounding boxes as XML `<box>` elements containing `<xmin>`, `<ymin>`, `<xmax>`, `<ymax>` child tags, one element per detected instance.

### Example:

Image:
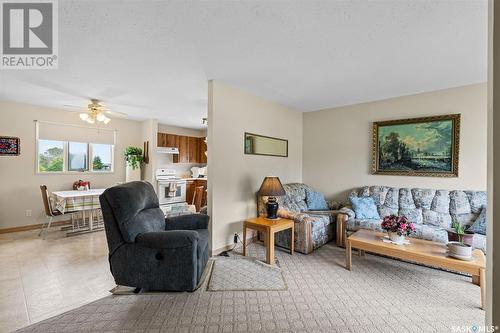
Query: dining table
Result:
<box><xmin>51</xmin><ymin>188</ymin><xmax>106</xmax><ymax>236</ymax></box>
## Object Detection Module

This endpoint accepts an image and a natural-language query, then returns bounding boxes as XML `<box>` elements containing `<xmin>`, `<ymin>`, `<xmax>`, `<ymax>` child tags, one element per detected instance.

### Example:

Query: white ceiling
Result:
<box><xmin>0</xmin><ymin>1</ymin><xmax>488</xmax><ymax>129</ymax></box>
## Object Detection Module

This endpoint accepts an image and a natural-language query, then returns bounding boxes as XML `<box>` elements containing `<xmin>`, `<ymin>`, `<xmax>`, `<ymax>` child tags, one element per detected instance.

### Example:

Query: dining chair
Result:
<box><xmin>39</xmin><ymin>185</ymin><xmax>62</xmax><ymax>238</ymax></box>
<box><xmin>192</xmin><ymin>186</ymin><xmax>205</xmax><ymax>212</ymax></box>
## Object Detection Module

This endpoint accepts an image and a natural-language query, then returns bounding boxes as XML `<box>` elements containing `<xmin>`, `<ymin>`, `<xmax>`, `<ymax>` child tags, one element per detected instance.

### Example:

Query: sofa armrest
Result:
<box><xmin>336</xmin><ymin>206</ymin><xmax>354</xmax><ymax>247</ymax></box>
<box><xmin>135</xmin><ymin>230</ymin><xmax>199</xmax><ymax>249</ymax></box>
<box><xmin>165</xmin><ymin>214</ymin><xmax>209</xmax><ymax>231</ymax></box>
<box><xmin>339</xmin><ymin>206</ymin><xmax>355</xmax><ymax>220</ymax></box>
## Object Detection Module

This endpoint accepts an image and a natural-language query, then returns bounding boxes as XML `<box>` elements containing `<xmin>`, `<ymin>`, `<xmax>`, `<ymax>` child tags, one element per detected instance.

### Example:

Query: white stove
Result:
<box><xmin>155</xmin><ymin>169</ymin><xmax>187</xmax><ymax>208</ymax></box>
<box><xmin>155</xmin><ymin>168</ymin><xmax>180</xmax><ymax>181</ymax></box>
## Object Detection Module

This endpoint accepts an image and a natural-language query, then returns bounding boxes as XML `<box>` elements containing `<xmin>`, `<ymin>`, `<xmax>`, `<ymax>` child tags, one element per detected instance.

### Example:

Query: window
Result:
<box><xmin>38</xmin><ymin>140</ymin><xmax>64</xmax><ymax>172</ymax></box>
<box><xmin>92</xmin><ymin>144</ymin><xmax>113</xmax><ymax>171</ymax></box>
<box><xmin>37</xmin><ymin>141</ymin><xmax>114</xmax><ymax>173</ymax></box>
<box><xmin>68</xmin><ymin>142</ymin><xmax>88</xmax><ymax>171</ymax></box>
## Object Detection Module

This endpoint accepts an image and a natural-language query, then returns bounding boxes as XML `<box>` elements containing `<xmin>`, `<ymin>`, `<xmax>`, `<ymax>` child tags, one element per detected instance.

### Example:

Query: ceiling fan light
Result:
<box><xmin>87</xmin><ymin>117</ymin><xmax>95</xmax><ymax>124</ymax></box>
<box><xmin>96</xmin><ymin>113</ymin><xmax>106</xmax><ymax>122</ymax></box>
<box><xmin>103</xmin><ymin>117</ymin><xmax>111</xmax><ymax>124</ymax></box>
<box><xmin>80</xmin><ymin>113</ymin><xmax>89</xmax><ymax>120</ymax></box>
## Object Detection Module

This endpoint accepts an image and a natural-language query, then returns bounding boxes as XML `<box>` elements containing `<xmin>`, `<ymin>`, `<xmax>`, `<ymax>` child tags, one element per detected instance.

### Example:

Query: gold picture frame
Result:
<box><xmin>372</xmin><ymin>114</ymin><xmax>460</xmax><ymax>177</ymax></box>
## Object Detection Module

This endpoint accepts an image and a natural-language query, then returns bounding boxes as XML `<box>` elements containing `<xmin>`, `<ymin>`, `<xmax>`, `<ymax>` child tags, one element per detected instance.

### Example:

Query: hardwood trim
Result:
<box><xmin>210</xmin><ymin>234</ymin><xmax>258</xmax><ymax>257</ymax></box>
<box><xmin>336</xmin><ymin>213</ymin><xmax>347</xmax><ymax>247</ymax></box>
<box><xmin>0</xmin><ymin>220</ymin><xmax>71</xmax><ymax>234</ymax></box>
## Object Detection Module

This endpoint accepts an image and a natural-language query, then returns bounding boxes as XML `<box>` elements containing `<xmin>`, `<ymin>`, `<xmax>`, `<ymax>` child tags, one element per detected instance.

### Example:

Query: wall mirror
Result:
<box><xmin>244</xmin><ymin>132</ymin><xmax>288</xmax><ymax>157</ymax></box>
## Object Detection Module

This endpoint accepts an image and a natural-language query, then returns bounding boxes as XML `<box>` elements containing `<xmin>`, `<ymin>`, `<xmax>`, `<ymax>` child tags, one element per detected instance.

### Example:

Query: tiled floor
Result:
<box><xmin>0</xmin><ymin>229</ymin><xmax>115</xmax><ymax>333</ymax></box>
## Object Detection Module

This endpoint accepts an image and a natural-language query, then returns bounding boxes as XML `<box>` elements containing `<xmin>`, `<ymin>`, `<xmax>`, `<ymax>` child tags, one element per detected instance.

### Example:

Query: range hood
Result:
<box><xmin>156</xmin><ymin>147</ymin><xmax>179</xmax><ymax>154</ymax></box>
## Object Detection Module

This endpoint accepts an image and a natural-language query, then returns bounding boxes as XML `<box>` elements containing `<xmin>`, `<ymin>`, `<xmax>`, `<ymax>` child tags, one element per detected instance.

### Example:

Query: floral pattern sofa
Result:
<box><xmin>337</xmin><ymin>186</ymin><xmax>487</xmax><ymax>252</ymax></box>
<box><xmin>258</xmin><ymin>183</ymin><xmax>339</xmax><ymax>254</ymax></box>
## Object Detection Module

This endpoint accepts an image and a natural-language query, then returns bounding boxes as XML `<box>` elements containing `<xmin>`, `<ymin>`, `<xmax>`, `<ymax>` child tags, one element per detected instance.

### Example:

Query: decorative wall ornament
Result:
<box><xmin>0</xmin><ymin>136</ymin><xmax>20</xmax><ymax>156</ymax></box>
<box><xmin>372</xmin><ymin>114</ymin><xmax>460</xmax><ymax>177</ymax></box>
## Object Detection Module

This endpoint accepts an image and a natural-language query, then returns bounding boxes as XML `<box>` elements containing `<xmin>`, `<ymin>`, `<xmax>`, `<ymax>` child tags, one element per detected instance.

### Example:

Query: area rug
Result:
<box><xmin>207</xmin><ymin>256</ymin><xmax>286</xmax><ymax>291</ymax></box>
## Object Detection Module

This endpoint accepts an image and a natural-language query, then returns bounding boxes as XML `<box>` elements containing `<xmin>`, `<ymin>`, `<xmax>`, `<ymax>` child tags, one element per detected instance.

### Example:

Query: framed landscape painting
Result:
<box><xmin>372</xmin><ymin>114</ymin><xmax>460</xmax><ymax>177</ymax></box>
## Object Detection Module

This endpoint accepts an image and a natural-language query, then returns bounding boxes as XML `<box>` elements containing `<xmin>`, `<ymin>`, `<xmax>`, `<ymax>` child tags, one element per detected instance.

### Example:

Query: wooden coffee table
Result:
<box><xmin>345</xmin><ymin>229</ymin><xmax>486</xmax><ymax>309</ymax></box>
<box><xmin>243</xmin><ymin>217</ymin><xmax>294</xmax><ymax>265</ymax></box>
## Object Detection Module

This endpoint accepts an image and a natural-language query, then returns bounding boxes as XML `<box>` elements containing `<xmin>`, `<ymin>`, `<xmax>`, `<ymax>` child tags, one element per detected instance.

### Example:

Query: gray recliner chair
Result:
<box><xmin>99</xmin><ymin>181</ymin><xmax>209</xmax><ymax>291</ymax></box>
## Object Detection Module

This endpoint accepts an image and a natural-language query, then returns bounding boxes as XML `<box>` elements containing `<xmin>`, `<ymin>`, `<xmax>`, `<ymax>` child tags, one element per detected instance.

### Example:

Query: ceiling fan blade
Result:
<box><xmin>92</xmin><ymin>106</ymin><xmax>110</xmax><ymax>111</ymax></box>
<box><xmin>105</xmin><ymin>110</ymin><xmax>128</xmax><ymax>118</ymax></box>
<box><xmin>63</xmin><ymin>104</ymin><xmax>87</xmax><ymax>110</ymax></box>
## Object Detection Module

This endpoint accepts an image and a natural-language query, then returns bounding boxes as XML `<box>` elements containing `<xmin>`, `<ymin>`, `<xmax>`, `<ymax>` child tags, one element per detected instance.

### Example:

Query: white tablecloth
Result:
<box><xmin>52</xmin><ymin>189</ymin><xmax>105</xmax><ymax>214</ymax></box>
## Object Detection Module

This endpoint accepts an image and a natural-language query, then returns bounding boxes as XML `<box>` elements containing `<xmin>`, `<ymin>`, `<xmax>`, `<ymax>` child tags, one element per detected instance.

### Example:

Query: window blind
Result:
<box><xmin>36</xmin><ymin>121</ymin><xmax>116</xmax><ymax>145</ymax></box>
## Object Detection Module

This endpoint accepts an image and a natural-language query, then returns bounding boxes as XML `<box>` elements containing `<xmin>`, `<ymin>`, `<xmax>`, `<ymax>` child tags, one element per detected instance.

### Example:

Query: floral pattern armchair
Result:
<box><xmin>258</xmin><ymin>183</ymin><xmax>339</xmax><ymax>254</ymax></box>
<box><xmin>336</xmin><ymin>186</ymin><xmax>487</xmax><ymax>253</ymax></box>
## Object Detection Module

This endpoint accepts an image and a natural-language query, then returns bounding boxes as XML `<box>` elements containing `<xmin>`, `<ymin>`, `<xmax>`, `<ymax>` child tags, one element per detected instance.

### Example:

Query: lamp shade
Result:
<box><xmin>258</xmin><ymin>176</ymin><xmax>285</xmax><ymax>197</ymax></box>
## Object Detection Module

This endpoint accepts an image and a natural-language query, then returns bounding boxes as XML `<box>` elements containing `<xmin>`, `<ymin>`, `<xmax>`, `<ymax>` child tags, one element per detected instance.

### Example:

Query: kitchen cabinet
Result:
<box><xmin>157</xmin><ymin>133</ymin><xmax>178</xmax><ymax>148</ymax></box>
<box><xmin>166</xmin><ymin>133</ymin><xmax>178</xmax><ymax>147</ymax></box>
<box><xmin>157</xmin><ymin>133</ymin><xmax>167</xmax><ymax>147</ymax></box>
<box><xmin>188</xmin><ymin>137</ymin><xmax>199</xmax><ymax>163</ymax></box>
<box><xmin>158</xmin><ymin>132</ymin><xmax>207</xmax><ymax>164</ymax></box>
<box><xmin>198</xmin><ymin>137</ymin><xmax>207</xmax><ymax>164</ymax></box>
<box><xmin>174</xmin><ymin>136</ymin><xmax>189</xmax><ymax>163</ymax></box>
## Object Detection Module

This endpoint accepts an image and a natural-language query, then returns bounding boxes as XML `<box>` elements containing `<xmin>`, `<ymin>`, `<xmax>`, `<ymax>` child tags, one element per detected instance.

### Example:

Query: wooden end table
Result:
<box><xmin>243</xmin><ymin>217</ymin><xmax>294</xmax><ymax>265</ymax></box>
<box><xmin>345</xmin><ymin>229</ymin><xmax>486</xmax><ymax>309</ymax></box>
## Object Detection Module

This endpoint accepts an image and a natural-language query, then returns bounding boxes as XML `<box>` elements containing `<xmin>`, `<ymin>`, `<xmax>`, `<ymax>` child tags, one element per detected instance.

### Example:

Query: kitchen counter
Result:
<box><xmin>182</xmin><ymin>177</ymin><xmax>207</xmax><ymax>181</ymax></box>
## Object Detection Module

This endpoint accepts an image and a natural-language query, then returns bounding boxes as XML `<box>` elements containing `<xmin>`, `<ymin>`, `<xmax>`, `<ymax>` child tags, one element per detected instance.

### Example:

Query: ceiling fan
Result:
<box><xmin>64</xmin><ymin>99</ymin><xmax>127</xmax><ymax>125</ymax></box>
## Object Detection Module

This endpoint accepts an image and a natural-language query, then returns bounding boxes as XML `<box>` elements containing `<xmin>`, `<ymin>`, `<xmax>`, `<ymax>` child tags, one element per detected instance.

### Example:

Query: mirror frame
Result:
<box><xmin>244</xmin><ymin>132</ymin><xmax>288</xmax><ymax>157</ymax></box>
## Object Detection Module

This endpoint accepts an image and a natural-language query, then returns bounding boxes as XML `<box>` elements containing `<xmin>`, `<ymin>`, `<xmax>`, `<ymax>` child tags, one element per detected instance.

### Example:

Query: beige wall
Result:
<box><xmin>0</xmin><ymin>101</ymin><xmax>143</xmax><ymax>229</ymax></box>
<box><xmin>208</xmin><ymin>81</ymin><xmax>302</xmax><ymax>254</ymax></box>
<box><xmin>303</xmin><ymin>84</ymin><xmax>487</xmax><ymax>203</ymax></box>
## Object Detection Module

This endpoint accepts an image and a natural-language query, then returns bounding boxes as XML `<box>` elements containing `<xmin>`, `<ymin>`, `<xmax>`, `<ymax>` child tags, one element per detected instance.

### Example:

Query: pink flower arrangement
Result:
<box><xmin>381</xmin><ymin>215</ymin><xmax>416</xmax><ymax>236</ymax></box>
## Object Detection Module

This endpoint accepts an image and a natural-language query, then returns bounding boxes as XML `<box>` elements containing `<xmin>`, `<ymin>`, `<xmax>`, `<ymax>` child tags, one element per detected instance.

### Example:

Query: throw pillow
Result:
<box><xmin>468</xmin><ymin>206</ymin><xmax>486</xmax><ymax>235</ymax></box>
<box><xmin>350</xmin><ymin>196</ymin><xmax>380</xmax><ymax>219</ymax></box>
<box><xmin>305</xmin><ymin>189</ymin><xmax>328</xmax><ymax>210</ymax></box>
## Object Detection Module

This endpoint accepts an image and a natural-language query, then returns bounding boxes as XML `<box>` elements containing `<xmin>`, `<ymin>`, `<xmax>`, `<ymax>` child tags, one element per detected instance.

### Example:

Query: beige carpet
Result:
<box><xmin>17</xmin><ymin>242</ymin><xmax>484</xmax><ymax>332</ymax></box>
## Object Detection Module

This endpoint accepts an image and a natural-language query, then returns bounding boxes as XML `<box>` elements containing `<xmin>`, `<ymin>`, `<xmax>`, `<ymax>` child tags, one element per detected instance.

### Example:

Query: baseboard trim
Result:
<box><xmin>211</xmin><ymin>235</ymin><xmax>258</xmax><ymax>257</ymax></box>
<box><xmin>0</xmin><ymin>220</ymin><xmax>71</xmax><ymax>234</ymax></box>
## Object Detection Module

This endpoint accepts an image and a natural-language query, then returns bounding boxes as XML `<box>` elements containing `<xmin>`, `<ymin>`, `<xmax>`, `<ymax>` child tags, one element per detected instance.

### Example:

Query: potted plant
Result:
<box><xmin>124</xmin><ymin>146</ymin><xmax>143</xmax><ymax>182</ymax></box>
<box><xmin>447</xmin><ymin>221</ymin><xmax>473</xmax><ymax>260</ymax></box>
<box><xmin>381</xmin><ymin>214</ymin><xmax>416</xmax><ymax>244</ymax></box>
<box><xmin>447</xmin><ymin>219</ymin><xmax>475</xmax><ymax>246</ymax></box>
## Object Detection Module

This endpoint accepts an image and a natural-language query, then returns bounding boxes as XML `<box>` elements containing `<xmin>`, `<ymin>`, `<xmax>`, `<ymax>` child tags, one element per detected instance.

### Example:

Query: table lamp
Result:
<box><xmin>258</xmin><ymin>176</ymin><xmax>285</xmax><ymax>220</ymax></box>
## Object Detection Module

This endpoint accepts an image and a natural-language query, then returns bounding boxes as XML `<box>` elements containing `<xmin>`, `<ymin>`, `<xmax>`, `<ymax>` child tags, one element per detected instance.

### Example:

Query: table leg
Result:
<box><xmin>346</xmin><ymin>240</ymin><xmax>352</xmax><ymax>271</ymax></box>
<box><xmin>266</xmin><ymin>229</ymin><xmax>274</xmax><ymax>265</ymax></box>
<box><xmin>358</xmin><ymin>249</ymin><xmax>365</xmax><ymax>257</ymax></box>
<box><xmin>89</xmin><ymin>209</ymin><xmax>94</xmax><ymax>231</ymax></box>
<box><xmin>290</xmin><ymin>226</ymin><xmax>294</xmax><ymax>255</ymax></box>
<box><xmin>243</xmin><ymin>225</ymin><xmax>247</xmax><ymax>257</ymax></box>
<box><xmin>472</xmin><ymin>275</ymin><xmax>480</xmax><ymax>286</ymax></box>
<box><xmin>480</xmin><ymin>268</ymin><xmax>485</xmax><ymax>309</ymax></box>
